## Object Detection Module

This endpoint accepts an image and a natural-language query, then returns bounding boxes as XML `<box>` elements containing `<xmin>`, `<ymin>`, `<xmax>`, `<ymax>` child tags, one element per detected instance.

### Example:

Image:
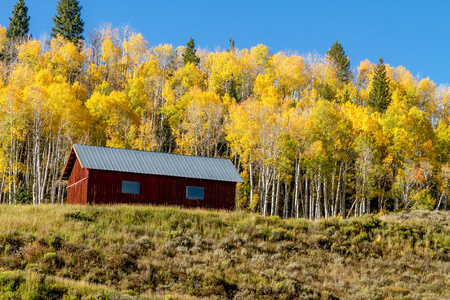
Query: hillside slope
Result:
<box><xmin>0</xmin><ymin>205</ymin><xmax>448</xmax><ymax>299</ymax></box>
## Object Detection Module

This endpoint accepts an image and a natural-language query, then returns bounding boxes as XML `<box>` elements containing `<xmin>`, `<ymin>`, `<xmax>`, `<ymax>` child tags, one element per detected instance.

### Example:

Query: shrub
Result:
<box><xmin>14</xmin><ymin>185</ymin><xmax>31</xmax><ymax>204</ymax></box>
<box><xmin>351</xmin><ymin>232</ymin><xmax>369</xmax><ymax>245</ymax></box>
<box><xmin>309</xmin><ymin>235</ymin><xmax>331</xmax><ymax>249</ymax></box>
<box><xmin>135</xmin><ymin>235</ymin><xmax>150</xmax><ymax>246</ymax></box>
<box><xmin>331</xmin><ymin>242</ymin><xmax>347</xmax><ymax>255</ymax></box>
<box><xmin>42</xmin><ymin>252</ymin><xmax>65</xmax><ymax>273</ymax></box>
<box><xmin>49</xmin><ymin>235</ymin><xmax>65</xmax><ymax>251</ymax></box>
<box><xmin>269</xmin><ymin>228</ymin><xmax>291</xmax><ymax>242</ymax></box>
<box><xmin>0</xmin><ymin>269</ymin><xmax>25</xmax><ymax>294</ymax></box>
<box><xmin>64</xmin><ymin>210</ymin><xmax>97</xmax><ymax>222</ymax></box>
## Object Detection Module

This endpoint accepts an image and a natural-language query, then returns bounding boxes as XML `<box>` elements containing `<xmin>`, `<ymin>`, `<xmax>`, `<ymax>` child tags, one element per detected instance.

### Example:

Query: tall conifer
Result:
<box><xmin>51</xmin><ymin>0</ymin><xmax>84</xmax><ymax>44</ymax></box>
<box><xmin>228</xmin><ymin>37</ymin><xmax>235</xmax><ymax>52</ymax></box>
<box><xmin>368</xmin><ymin>57</ymin><xmax>391</xmax><ymax>113</ymax></box>
<box><xmin>183</xmin><ymin>37</ymin><xmax>200</xmax><ymax>66</ymax></box>
<box><xmin>326</xmin><ymin>40</ymin><xmax>351</xmax><ymax>84</ymax></box>
<box><xmin>6</xmin><ymin>0</ymin><xmax>30</xmax><ymax>40</ymax></box>
<box><xmin>228</xmin><ymin>75</ymin><xmax>239</xmax><ymax>101</ymax></box>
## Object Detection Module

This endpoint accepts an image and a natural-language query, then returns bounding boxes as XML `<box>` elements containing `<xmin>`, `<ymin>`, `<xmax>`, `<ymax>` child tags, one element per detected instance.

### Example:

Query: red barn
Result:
<box><xmin>61</xmin><ymin>144</ymin><xmax>243</xmax><ymax>209</ymax></box>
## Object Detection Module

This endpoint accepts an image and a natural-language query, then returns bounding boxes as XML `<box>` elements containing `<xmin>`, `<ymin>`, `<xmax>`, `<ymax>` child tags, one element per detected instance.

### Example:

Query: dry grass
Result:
<box><xmin>0</xmin><ymin>205</ymin><xmax>448</xmax><ymax>299</ymax></box>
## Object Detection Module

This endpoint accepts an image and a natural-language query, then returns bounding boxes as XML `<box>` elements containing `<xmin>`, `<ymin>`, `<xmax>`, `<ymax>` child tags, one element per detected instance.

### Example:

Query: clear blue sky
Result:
<box><xmin>1</xmin><ymin>0</ymin><xmax>449</xmax><ymax>85</ymax></box>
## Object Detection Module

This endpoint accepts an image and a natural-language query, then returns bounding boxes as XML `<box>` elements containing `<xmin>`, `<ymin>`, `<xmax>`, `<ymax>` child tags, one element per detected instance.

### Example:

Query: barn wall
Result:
<box><xmin>87</xmin><ymin>169</ymin><xmax>236</xmax><ymax>210</ymax></box>
<box><xmin>66</xmin><ymin>158</ymin><xmax>89</xmax><ymax>205</ymax></box>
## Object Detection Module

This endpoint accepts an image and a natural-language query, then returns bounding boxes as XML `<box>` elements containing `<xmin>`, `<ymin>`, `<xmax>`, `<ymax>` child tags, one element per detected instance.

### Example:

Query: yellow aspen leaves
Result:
<box><xmin>17</xmin><ymin>40</ymin><xmax>42</xmax><ymax>69</ymax></box>
<box><xmin>123</xmin><ymin>33</ymin><xmax>149</xmax><ymax>76</ymax></box>
<box><xmin>0</xmin><ymin>26</ymin><xmax>6</xmax><ymax>50</ymax></box>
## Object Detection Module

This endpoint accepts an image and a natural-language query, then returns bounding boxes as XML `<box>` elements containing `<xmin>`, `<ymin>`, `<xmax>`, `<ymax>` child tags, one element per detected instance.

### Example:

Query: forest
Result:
<box><xmin>1</xmin><ymin>1</ymin><xmax>450</xmax><ymax>219</ymax></box>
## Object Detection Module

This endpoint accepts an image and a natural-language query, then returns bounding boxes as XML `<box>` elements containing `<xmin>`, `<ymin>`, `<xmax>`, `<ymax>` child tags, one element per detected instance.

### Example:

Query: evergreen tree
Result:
<box><xmin>320</xmin><ymin>83</ymin><xmax>336</xmax><ymax>101</ymax></box>
<box><xmin>326</xmin><ymin>40</ymin><xmax>351</xmax><ymax>84</ymax></box>
<box><xmin>183</xmin><ymin>37</ymin><xmax>200</xmax><ymax>66</ymax></box>
<box><xmin>51</xmin><ymin>0</ymin><xmax>84</xmax><ymax>44</ymax></box>
<box><xmin>368</xmin><ymin>57</ymin><xmax>391</xmax><ymax>113</ymax></box>
<box><xmin>341</xmin><ymin>87</ymin><xmax>351</xmax><ymax>104</ymax></box>
<box><xmin>228</xmin><ymin>37</ymin><xmax>235</xmax><ymax>52</ymax></box>
<box><xmin>1</xmin><ymin>0</ymin><xmax>29</xmax><ymax>62</ymax></box>
<box><xmin>228</xmin><ymin>75</ymin><xmax>239</xmax><ymax>101</ymax></box>
<box><xmin>6</xmin><ymin>0</ymin><xmax>30</xmax><ymax>40</ymax></box>
<box><xmin>14</xmin><ymin>184</ymin><xmax>31</xmax><ymax>204</ymax></box>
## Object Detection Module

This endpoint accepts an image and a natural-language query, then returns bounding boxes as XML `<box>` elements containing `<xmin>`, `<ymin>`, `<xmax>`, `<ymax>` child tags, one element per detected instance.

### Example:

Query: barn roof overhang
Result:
<box><xmin>61</xmin><ymin>146</ymin><xmax>80</xmax><ymax>181</ymax></box>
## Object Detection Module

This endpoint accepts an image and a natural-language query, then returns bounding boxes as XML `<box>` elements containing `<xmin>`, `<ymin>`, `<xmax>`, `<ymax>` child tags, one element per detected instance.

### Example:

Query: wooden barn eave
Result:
<box><xmin>61</xmin><ymin>146</ymin><xmax>83</xmax><ymax>181</ymax></box>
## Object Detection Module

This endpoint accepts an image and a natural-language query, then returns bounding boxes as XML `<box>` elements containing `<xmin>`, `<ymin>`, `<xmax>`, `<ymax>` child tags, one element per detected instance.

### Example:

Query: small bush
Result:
<box><xmin>309</xmin><ymin>235</ymin><xmax>331</xmax><ymax>249</ymax></box>
<box><xmin>14</xmin><ymin>185</ymin><xmax>31</xmax><ymax>204</ymax></box>
<box><xmin>331</xmin><ymin>242</ymin><xmax>347</xmax><ymax>255</ymax></box>
<box><xmin>0</xmin><ymin>269</ymin><xmax>25</xmax><ymax>293</ymax></box>
<box><xmin>351</xmin><ymin>232</ymin><xmax>370</xmax><ymax>245</ymax></box>
<box><xmin>64</xmin><ymin>210</ymin><xmax>97</xmax><ymax>222</ymax></box>
<box><xmin>49</xmin><ymin>235</ymin><xmax>65</xmax><ymax>251</ymax></box>
<box><xmin>42</xmin><ymin>252</ymin><xmax>65</xmax><ymax>273</ymax></box>
<box><xmin>270</xmin><ymin>228</ymin><xmax>291</xmax><ymax>242</ymax></box>
<box><xmin>135</xmin><ymin>235</ymin><xmax>152</xmax><ymax>250</ymax></box>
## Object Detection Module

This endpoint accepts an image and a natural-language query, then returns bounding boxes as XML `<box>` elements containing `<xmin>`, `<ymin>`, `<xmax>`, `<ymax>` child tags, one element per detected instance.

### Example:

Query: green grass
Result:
<box><xmin>0</xmin><ymin>205</ymin><xmax>448</xmax><ymax>299</ymax></box>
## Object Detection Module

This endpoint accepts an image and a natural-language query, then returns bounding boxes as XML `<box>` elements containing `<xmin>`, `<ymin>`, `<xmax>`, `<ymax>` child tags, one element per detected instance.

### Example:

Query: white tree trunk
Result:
<box><xmin>294</xmin><ymin>158</ymin><xmax>301</xmax><ymax>218</ymax></box>
<box><xmin>323</xmin><ymin>177</ymin><xmax>328</xmax><ymax>219</ymax></box>
<box><xmin>270</xmin><ymin>179</ymin><xmax>276</xmax><ymax>216</ymax></box>
<box><xmin>283</xmin><ymin>173</ymin><xmax>288</xmax><ymax>219</ymax></box>
<box><xmin>341</xmin><ymin>168</ymin><xmax>347</xmax><ymax>218</ymax></box>
<box><xmin>315</xmin><ymin>173</ymin><xmax>321</xmax><ymax>220</ymax></box>
<box><xmin>309</xmin><ymin>177</ymin><xmax>314</xmax><ymax>221</ymax></box>
<box><xmin>275</xmin><ymin>173</ymin><xmax>280</xmax><ymax>216</ymax></box>
<box><xmin>249</xmin><ymin>157</ymin><xmax>254</xmax><ymax>210</ymax></box>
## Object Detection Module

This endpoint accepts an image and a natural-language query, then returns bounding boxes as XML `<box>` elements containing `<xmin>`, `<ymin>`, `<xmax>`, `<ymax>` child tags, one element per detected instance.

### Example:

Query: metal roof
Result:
<box><xmin>64</xmin><ymin>144</ymin><xmax>243</xmax><ymax>183</ymax></box>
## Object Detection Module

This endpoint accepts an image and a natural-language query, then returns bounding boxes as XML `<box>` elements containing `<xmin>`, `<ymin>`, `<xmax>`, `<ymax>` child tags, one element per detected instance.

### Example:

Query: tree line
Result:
<box><xmin>0</xmin><ymin>1</ymin><xmax>448</xmax><ymax>218</ymax></box>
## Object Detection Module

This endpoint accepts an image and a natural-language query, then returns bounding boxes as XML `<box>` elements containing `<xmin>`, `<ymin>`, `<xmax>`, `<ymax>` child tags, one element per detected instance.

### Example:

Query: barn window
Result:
<box><xmin>186</xmin><ymin>186</ymin><xmax>204</xmax><ymax>200</ymax></box>
<box><xmin>122</xmin><ymin>181</ymin><xmax>140</xmax><ymax>194</ymax></box>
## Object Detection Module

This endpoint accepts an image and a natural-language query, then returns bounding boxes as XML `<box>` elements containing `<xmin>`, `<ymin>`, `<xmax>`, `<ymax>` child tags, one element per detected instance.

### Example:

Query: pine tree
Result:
<box><xmin>228</xmin><ymin>75</ymin><xmax>239</xmax><ymax>101</ymax></box>
<box><xmin>6</xmin><ymin>0</ymin><xmax>30</xmax><ymax>40</ymax></box>
<box><xmin>320</xmin><ymin>83</ymin><xmax>335</xmax><ymax>101</ymax></box>
<box><xmin>228</xmin><ymin>37</ymin><xmax>235</xmax><ymax>52</ymax></box>
<box><xmin>183</xmin><ymin>37</ymin><xmax>200</xmax><ymax>66</ymax></box>
<box><xmin>368</xmin><ymin>57</ymin><xmax>391</xmax><ymax>113</ymax></box>
<box><xmin>51</xmin><ymin>0</ymin><xmax>84</xmax><ymax>44</ymax></box>
<box><xmin>326</xmin><ymin>40</ymin><xmax>351</xmax><ymax>84</ymax></box>
<box><xmin>341</xmin><ymin>87</ymin><xmax>351</xmax><ymax>104</ymax></box>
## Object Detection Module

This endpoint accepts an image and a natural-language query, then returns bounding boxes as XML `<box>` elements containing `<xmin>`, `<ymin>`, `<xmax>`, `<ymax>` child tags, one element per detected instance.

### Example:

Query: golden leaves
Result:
<box><xmin>17</xmin><ymin>40</ymin><xmax>42</xmax><ymax>68</ymax></box>
<box><xmin>0</xmin><ymin>26</ymin><xmax>6</xmax><ymax>50</ymax></box>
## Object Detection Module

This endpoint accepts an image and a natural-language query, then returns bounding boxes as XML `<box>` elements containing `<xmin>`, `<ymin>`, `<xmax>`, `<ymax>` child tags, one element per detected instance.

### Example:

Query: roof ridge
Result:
<box><xmin>73</xmin><ymin>144</ymin><xmax>229</xmax><ymax>161</ymax></box>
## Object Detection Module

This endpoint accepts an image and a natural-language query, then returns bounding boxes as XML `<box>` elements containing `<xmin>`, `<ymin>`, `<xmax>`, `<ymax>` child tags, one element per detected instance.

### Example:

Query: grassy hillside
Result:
<box><xmin>0</xmin><ymin>205</ymin><xmax>448</xmax><ymax>299</ymax></box>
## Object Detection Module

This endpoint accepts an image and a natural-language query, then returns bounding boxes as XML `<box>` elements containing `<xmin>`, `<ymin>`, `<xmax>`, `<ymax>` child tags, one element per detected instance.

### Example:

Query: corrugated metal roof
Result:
<box><xmin>72</xmin><ymin>144</ymin><xmax>244</xmax><ymax>183</ymax></box>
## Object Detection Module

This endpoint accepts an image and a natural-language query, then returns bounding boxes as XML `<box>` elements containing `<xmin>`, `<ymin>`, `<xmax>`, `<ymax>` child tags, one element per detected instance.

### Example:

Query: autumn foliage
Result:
<box><xmin>0</xmin><ymin>25</ymin><xmax>448</xmax><ymax>217</ymax></box>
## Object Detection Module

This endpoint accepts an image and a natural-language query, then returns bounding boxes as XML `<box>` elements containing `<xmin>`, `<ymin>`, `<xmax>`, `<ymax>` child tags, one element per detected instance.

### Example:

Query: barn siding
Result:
<box><xmin>67</xmin><ymin>158</ymin><xmax>89</xmax><ymax>205</ymax></box>
<box><xmin>86</xmin><ymin>169</ymin><xmax>236</xmax><ymax>210</ymax></box>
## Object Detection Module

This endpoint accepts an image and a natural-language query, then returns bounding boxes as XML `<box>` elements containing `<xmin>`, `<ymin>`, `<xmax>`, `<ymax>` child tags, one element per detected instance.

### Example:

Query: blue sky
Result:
<box><xmin>1</xmin><ymin>0</ymin><xmax>449</xmax><ymax>85</ymax></box>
